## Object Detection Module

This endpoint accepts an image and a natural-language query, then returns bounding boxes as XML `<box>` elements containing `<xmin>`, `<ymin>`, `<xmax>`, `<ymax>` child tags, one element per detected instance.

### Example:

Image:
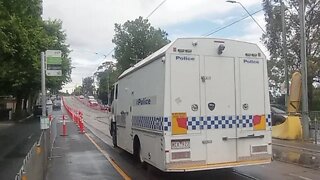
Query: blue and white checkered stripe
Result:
<box><xmin>163</xmin><ymin>114</ymin><xmax>272</xmax><ymax>131</ymax></box>
<box><xmin>188</xmin><ymin>116</ymin><xmax>242</xmax><ymax>130</ymax></box>
<box><xmin>132</xmin><ymin>116</ymin><xmax>164</xmax><ymax>131</ymax></box>
<box><xmin>267</xmin><ymin>114</ymin><xmax>271</xmax><ymax>127</ymax></box>
<box><xmin>132</xmin><ymin>114</ymin><xmax>271</xmax><ymax>132</ymax></box>
<box><xmin>163</xmin><ymin>117</ymin><xmax>171</xmax><ymax>131</ymax></box>
<box><xmin>188</xmin><ymin>114</ymin><xmax>272</xmax><ymax>130</ymax></box>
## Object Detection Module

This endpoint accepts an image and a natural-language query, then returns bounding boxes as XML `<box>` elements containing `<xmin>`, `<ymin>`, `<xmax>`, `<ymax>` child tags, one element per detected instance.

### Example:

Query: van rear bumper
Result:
<box><xmin>165</xmin><ymin>158</ymin><xmax>271</xmax><ymax>172</ymax></box>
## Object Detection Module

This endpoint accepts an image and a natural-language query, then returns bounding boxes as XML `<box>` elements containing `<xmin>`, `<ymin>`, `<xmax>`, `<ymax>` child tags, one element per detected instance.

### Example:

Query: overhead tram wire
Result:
<box><xmin>203</xmin><ymin>8</ymin><xmax>264</xmax><ymax>37</ymax></box>
<box><xmin>146</xmin><ymin>0</ymin><xmax>167</xmax><ymax>19</ymax></box>
<box><xmin>98</xmin><ymin>0</ymin><xmax>167</xmax><ymax>64</ymax></box>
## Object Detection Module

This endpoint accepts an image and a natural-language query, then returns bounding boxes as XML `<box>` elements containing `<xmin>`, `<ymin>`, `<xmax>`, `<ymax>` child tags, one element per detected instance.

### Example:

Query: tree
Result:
<box><xmin>0</xmin><ymin>0</ymin><xmax>72</xmax><ymax>113</ymax></box>
<box><xmin>44</xmin><ymin>20</ymin><xmax>72</xmax><ymax>93</ymax></box>
<box><xmin>82</xmin><ymin>77</ymin><xmax>95</xmax><ymax>96</ymax></box>
<box><xmin>112</xmin><ymin>16</ymin><xmax>170</xmax><ymax>73</ymax></box>
<box><xmin>95</xmin><ymin>62</ymin><xmax>118</xmax><ymax>104</ymax></box>
<box><xmin>262</xmin><ymin>0</ymin><xmax>320</xmax><ymax>109</ymax></box>
<box><xmin>72</xmin><ymin>86</ymin><xmax>82</xmax><ymax>96</ymax></box>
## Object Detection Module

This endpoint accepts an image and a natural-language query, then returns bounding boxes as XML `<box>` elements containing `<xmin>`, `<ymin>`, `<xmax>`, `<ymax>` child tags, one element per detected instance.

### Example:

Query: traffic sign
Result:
<box><xmin>46</xmin><ymin>50</ymin><xmax>62</xmax><ymax>76</ymax></box>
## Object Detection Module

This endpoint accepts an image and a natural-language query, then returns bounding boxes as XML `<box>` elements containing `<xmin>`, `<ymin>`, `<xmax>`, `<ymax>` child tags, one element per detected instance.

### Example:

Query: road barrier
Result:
<box><xmin>61</xmin><ymin>115</ymin><xmax>67</xmax><ymax>136</ymax></box>
<box><xmin>62</xmin><ymin>97</ymin><xmax>85</xmax><ymax>134</ymax></box>
<box><xmin>15</xmin><ymin>114</ymin><xmax>57</xmax><ymax>180</ymax></box>
<box><xmin>76</xmin><ymin>96</ymin><xmax>110</xmax><ymax>112</ymax></box>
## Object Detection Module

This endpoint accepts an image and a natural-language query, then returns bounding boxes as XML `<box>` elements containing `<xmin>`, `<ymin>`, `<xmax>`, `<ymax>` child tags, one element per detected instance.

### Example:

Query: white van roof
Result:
<box><xmin>118</xmin><ymin>37</ymin><xmax>263</xmax><ymax>79</ymax></box>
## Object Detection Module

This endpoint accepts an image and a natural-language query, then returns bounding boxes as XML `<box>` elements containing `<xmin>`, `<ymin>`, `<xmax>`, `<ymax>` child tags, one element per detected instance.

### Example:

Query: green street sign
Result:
<box><xmin>46</xmin><ymin>50</ymin><xmax>62</xmax><ymax>76</ymax></box>
<box><xmin>47</xmin><ymin>57</ymin><xmax>62</xmax><ymax>64</ymax></box>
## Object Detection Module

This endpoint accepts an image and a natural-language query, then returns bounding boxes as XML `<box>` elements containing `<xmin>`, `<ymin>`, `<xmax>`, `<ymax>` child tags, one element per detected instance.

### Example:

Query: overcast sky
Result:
<box><xmin>42</xmin><ymin>0</ymin><xmax>268</xmax><ymax>93</ymax></box>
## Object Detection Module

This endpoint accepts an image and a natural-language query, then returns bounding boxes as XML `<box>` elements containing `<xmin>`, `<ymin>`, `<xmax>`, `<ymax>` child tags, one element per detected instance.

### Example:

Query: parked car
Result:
<box><xmin>271</xmin><ymin>104</ymin><xmax>287</xmax><ymax>126</ymax></box>
<box><xmin>79</xmin><ymin>95</ymin><xmax>84</xmax><ymax>99</ymax></box>
<box><xmin>33</xmin><ymin>105</ymin><xmax>48</xmax><ymax>117</ymax></box>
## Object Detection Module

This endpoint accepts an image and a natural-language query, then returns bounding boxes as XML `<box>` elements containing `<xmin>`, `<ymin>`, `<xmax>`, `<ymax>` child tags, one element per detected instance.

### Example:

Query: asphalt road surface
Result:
<box><xmin>64</xmin><ymin>96</ymin><xmax>320</xmax><ymax>180</ymax></box>
<box><xmin>0</xmin><ymin>116</ymin><xmax>41</xmax><ymax>180</ymax></box>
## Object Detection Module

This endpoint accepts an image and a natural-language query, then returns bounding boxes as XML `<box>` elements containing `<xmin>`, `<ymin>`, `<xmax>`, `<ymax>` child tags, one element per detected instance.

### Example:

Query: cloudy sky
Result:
<box><xmin>42</xmin><ymin>0</ymin><xmax>269</xmax><ymax>93</ymax></box>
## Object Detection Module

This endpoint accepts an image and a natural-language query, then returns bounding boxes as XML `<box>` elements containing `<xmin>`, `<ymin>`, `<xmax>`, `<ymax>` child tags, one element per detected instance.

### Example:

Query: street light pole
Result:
<box><xmin>41</xmin><ymin>52</ymin><xmax>46</xmax><ymax>117</ymax></box>
<box><xmin>102</xmin><ymin>61</ymin><xmax>113</xmax><ymax>105</ymax></box>
<box><xmin>281</xmin><ymin>0</ymin><xmax>289</xmax><ymax>107</ymax></box>
<box><xmin>107</xmin><ymin>70</ymin><xmax>110</xmax><ymax>105</ymax></box>
<box><xmin>226</xmin><ymin>0</ymin><xmax>266</xmax><ymax>34</ymax></box>
<box><xmin>299</xmin><ymin>0</ymin><xmax>310</xmax><ymax>140</ymax></box>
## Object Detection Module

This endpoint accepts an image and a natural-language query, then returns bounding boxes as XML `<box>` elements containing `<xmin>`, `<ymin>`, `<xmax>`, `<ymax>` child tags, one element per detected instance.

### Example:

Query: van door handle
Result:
<box><xmin>202</xmin><ymin>140</ymin><xmax>212</xmax><ymax>144</ymax></box>
<box><xmin>239</xmin><ymin>134</ymin><xmax>264</xmax><ymax>139</ymax></box>
<box><xmin>201</xmin><ymin>76</ymin><xmax>206</xmax><ymax>82</ymax></box>
<box><xmin>201</xmin><ymin>76</ymin><xmax>212</xmax><ymax>82</ymax></box>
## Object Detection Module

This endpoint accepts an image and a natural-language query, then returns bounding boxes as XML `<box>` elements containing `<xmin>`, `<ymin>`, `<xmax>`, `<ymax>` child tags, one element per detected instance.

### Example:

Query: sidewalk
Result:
<box><xmin>46</xmin><ymin>114</ymin><xmax>122</xmax><ymax>180</ymax></box>
<box><xmin>273</xmin><ymin>138</ymin><xmax>320</xmax><ymax>169</ymax></box>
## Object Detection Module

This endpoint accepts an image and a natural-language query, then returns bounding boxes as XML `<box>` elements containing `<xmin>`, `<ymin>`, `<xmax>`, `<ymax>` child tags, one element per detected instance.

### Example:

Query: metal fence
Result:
<box><xmin>309</xmin><ymin>111</ymin><xmax>320</xmax><ymax>144</ymax></box>
<box><xmin>15</xmin><ymin>116</ymin><xmax>57</xmax><ymax>180</ymax></box>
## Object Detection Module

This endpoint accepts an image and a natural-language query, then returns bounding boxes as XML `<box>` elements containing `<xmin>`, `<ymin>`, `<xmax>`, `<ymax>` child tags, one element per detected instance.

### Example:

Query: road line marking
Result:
<box><xmin>85</xmin><ymin>133</ymin><xmax>131</xmax><ymax>180</ymax></box>
<box><xmin>288</xmin><ymin>173</ymin><xmax>312</xmax><ymax>180</ymax></box>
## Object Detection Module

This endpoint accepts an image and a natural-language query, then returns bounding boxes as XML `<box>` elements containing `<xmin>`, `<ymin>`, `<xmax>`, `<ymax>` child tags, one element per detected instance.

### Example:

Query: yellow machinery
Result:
<box><xmin>272</xmin><ymin>72</ymin><xmax>303</xmax><ymax>140</ymax></box>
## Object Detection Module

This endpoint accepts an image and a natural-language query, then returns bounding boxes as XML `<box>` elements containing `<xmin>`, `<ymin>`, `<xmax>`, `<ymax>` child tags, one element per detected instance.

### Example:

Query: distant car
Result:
<box><xmin>79</xmin><ymin>95</ymin><xmax>84</xmax><ymax>99</ymax></box>
<box><xmin>100</xmin><ymin>104</ymin><xmax>109</xmax><ymax>111</ymax></box>
<box><xmin>89</xmin><ymin>100</ymin><xmax>98</xmax><ymax>106</ymax></box>
<box><xmin>88</xmin><ymin>96</ymin><xmax>95</xmax><ymax>100</ymax></box>
<box><xmin>53</xmin><ymin>99</ymin><xmax>62</xmax><ymax>111</ymax></box>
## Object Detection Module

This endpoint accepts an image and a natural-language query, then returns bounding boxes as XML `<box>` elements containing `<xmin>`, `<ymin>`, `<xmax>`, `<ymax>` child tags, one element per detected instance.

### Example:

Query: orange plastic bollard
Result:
<box><xmin>79</xmin><ymin>118</ymin><xmax>85</xmax><ymax>134</ymax></box>
<box><xmin>61</xmin><ymin>114</ymin><xmax>67</xmax><ymax>136</ymax></box>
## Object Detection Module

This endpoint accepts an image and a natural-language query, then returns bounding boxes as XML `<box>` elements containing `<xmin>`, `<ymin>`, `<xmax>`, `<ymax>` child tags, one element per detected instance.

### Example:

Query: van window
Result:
<box><xmin>115</xmin><ymin>84</ymin><xmax>118</xmax><ymax>99</ymax></box>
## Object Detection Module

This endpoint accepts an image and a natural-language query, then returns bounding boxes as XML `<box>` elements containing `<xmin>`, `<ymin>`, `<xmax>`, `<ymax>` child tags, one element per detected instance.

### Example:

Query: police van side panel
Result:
<box><xmin>115</xmin><ymin>55</ymin><xmax>167</xmax><ymax>170</ymax></box>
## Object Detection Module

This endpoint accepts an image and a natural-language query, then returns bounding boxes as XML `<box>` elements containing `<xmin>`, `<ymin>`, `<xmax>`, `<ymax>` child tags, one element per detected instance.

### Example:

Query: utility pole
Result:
<box><xmin>281</xmin><ymin>0</ymin><xmax>289</xmax><ymax>107</ymax></box>
<box><xmin>299</xmin><ymin>0</ymin><xmax>310</xmax><ymax>140</ymax></box>
<box><xmin>107</xmin><ymin>69</ymin><xmax>110</xmax><ymax>105</ymax></box>
<box><xmin>41</xmin><ymin>52</ymin><xmax>46</xmax><ymax>117</ymax></box>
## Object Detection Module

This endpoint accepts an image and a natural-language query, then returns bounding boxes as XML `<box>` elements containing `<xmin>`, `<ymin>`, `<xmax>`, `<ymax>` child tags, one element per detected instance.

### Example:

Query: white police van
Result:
<box><xmin>111</xmin><ymin>38</ymin><xmax>272</xmax><ymax>172</ymax></box>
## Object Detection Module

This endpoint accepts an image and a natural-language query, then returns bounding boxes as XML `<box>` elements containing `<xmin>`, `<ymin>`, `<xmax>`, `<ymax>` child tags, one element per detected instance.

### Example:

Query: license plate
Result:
<box><xmin>171</xmin><ymin>139</ymin><xmax>190</xmax><ymax>149</ymax></box>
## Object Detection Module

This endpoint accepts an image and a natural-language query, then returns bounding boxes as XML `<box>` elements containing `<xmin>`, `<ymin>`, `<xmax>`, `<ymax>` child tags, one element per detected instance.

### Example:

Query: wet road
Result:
<box><xmin>0</xmin><ymin>116</ymin><xmax>41</xmax><ymax>180</ymax></box>
<box><xmin>64</xmin><ymin>96</ymin><xmax>320</xmax><ymax>180</ymax></box>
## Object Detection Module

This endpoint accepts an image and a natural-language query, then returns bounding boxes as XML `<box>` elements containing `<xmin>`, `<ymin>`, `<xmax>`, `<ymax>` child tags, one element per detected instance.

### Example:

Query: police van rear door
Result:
<box><xmin>237</xmin><ymin>58</ymin><xmax>270</xmax><ymax>160</ymax></box>
<box><xmin>203</xmin><ymin>56</ymin><xmax>237</xmax><ymax>164</ymax></box>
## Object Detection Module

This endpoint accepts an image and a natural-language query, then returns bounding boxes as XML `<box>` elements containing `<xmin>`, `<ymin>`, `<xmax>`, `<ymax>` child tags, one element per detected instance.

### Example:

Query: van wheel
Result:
<box><xmin>111</xmin><ymin>122</ymin><xmax>117</xmax><ymax>147</ymax></box>
<box><xmin>112</xmin><ymin>133</ymin><xmax>117</xmax><ymax>147</ymax></box>
<box><xmin>138</xmin><ymin>146</ymin><xmax>144</xmax><ymax>163</ymax></box>
<box><xmin>134</xmin><ymin>136</ymin><xmax>146</xmax><ymax>167</ymax></box>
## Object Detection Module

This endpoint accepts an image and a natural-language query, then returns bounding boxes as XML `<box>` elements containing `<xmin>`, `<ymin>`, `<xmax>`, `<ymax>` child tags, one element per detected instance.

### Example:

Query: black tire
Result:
<box><xmin>111</xmin><ymin>122</ymin><xmax>117</xmax><ymax>147</ymax></box>
<box><xmin>133</xmin><ymin>136</ymin><xmax>142</xmax><ymax>163</ymax></box>
<box><xmin>133</xmin><ymin>136</ymin><xmax>147</xmax><ymax>169</ymax></box>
